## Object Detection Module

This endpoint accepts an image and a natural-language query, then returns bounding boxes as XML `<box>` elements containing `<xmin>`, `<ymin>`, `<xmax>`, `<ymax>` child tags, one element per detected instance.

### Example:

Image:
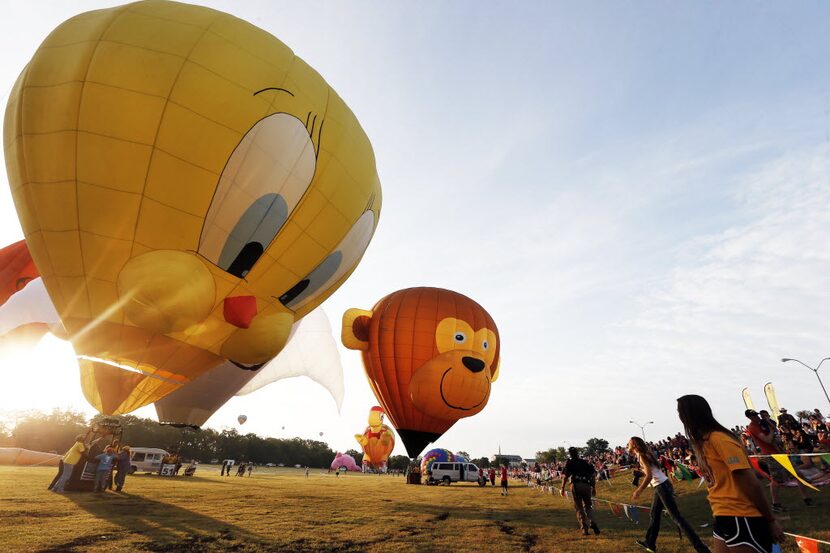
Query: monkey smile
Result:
<box><xmin>439</xmin><ymin>367</ymin><xmax>490</xmax><ymax>411</ymax></box>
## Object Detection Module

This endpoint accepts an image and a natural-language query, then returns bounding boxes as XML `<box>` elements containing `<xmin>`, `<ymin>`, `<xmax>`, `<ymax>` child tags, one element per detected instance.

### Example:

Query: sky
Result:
<box><xmin>1</xmin><ymin>1</ymin><xmax>829</xmax><ymax>460</ymax></box>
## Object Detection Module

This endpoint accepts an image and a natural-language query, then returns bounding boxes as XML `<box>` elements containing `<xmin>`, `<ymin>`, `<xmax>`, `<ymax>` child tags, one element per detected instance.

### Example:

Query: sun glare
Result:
<box><xmin>0</xmin><ymin>333</ymin><xmax>95</xmax><ymax>418</ymax></box>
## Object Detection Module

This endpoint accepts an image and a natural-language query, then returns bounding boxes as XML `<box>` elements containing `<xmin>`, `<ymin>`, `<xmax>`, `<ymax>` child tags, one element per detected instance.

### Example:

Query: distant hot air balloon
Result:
<box><xmin>237</xmin><ymin>415</ymin><xmax>247</xmax><ymax>425</ymax></box>
<box><xmin>319</xmin><ymin>432</ymin><xmax>324</xmax><ymax>437</ymax></box>
<box><xmin>0</xmin><ymin>1</ymin><xmax>381</xmax><ymax>418</ymax></box>
<box><xmin>355</xmin><ymin>406</ymin><xmax>395</xmax><ymax>470</ymax></box>
<box><xmin>342</xmin><ymin>288</ymin><xmax>500</xmax><ymax>457</ymax></box>
<box><xmin>282</xmin><ymin>426</ymin><xmax>286</xmax><ymax>431</ymax></box>
<box><xmin>421</xmin><ymin>449</ymin><xmax>454</xmax><ymax>475</ymax></box>
<box><xmin>330</xmin><ymin>452</ymin><xmax>360</xmax><ymax>472</ymax></box>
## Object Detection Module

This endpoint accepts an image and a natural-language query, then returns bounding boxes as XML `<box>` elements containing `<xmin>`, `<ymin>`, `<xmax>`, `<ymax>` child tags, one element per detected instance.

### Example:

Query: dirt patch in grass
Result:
<box><xmin>35</xmin><ymin>532</ymin><xmax>127</xmax><ymax>553</ymax></box>
<box><xmin>139</xmin><ymin>531</ymin><xmax>261</xmax><ymax>553</ymax></box>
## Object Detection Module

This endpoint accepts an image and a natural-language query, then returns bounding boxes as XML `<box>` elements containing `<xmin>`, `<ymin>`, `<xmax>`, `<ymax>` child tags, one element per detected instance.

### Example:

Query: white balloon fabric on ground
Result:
<box><xmin>153</xmin><ymin>308</ymin><xmax>343</xmax><ymax>428</ymax></box>
<box><xmin>236</xmin><ymin>308</ymin><xmax>344</xmax><ymax>411</ymax></box>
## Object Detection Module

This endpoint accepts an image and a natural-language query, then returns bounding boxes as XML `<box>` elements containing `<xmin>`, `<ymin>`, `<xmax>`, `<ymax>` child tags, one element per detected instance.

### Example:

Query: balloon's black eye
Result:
<box><xmin>278</xmin><ymin>252</ymin><xmax>341</xmax><ymax>308</ymax></box>
<box><xmin>218</xmin><ymin>193</ymin><xmax>287</xmax><ymax>277</ymax></box>
<box><xmin>226</xmin><ymin>243</ymin><xmax>263</xmax><ymax>279</ymax></box>
<box><xmin>278</xmin><ymin>279</ymin><xmax>311</xmax><ymax>306</ymax></box>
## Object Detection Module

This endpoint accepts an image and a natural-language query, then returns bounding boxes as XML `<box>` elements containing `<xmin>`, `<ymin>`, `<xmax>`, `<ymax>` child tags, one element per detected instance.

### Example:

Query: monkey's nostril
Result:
<box><xmin>462</xmin><ymin>356</ymin><xmax>485</xmax><ymax>373</ymax></box>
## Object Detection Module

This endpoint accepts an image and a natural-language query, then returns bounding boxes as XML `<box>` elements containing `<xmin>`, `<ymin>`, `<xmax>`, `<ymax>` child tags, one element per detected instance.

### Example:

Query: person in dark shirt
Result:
<box><xmin>777</xmin><ymin>408</ymin><xmax>799</xmax><ymax>431</ymax></box>
<box><xmin>114</xmin><ymin>445</ymin><xmax>131</xmax><ymax>492</ymax></box>
<box><xmin>561</xmin><ymin>447</ymin><xmax>599</xmax><ymax>536</ymax></box>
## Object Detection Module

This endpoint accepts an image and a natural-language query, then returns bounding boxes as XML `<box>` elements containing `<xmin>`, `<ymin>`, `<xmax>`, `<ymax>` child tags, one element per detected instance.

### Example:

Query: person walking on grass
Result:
<box><xmin>561</xmin><ymin>447</ymin><xmax>600</xmax><ymax>536</ymax></box>
<box><xmin>629</xmin><ymin>436</ymin><xmax>710</xmax><ymax>553</ymax></box>
<box><xmin>678</xmin><ymin>395</ymin><xmax>785</xmax><ymax>553</ymax></box>
<box><xmin>500</xmin><ymin>464</ymin><xmax>509</xmax><ymax>496</ymax></box>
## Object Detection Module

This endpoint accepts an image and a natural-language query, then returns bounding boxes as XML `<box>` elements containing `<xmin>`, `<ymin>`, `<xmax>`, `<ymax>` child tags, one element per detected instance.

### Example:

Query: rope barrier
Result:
<box><xmin>528</xmin><ymin>478</ymin><xmax>829</xmax><ymax>549</ymax></box>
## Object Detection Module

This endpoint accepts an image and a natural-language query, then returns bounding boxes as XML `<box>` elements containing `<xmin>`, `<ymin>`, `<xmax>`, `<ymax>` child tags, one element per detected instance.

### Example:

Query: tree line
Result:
<box><xmin>1</xmin><ymin>409</ymin><xmax>552</xmax><ymax>470</ymax></box>
<box><xmin>534</xmin><ymin>438</ymin><xmax>610</xmax><ymax>464</ymax></box>
<box><xmin>0</xmin><ymin>409</ymin><xmax>397</xmax><ymax>469</ymax></box>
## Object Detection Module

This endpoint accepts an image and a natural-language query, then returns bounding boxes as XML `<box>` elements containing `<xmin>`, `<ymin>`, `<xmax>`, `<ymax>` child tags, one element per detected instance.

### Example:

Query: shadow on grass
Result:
<box><xmin>45</xmin><ymin>491</ymin><xmax>265</xmax><ymax>553</ymax></box>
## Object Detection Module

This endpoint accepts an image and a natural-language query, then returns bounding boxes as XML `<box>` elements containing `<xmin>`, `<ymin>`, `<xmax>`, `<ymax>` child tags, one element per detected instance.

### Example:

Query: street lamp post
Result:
<box><xmin>781</xmin><ymin>357</ymin><xmax>830</xmax><ymax>410</ymax></box>
<box><xmin>629</xmin><ymin>420</ymin><xmax>654</xmax><ymax>441</ymax></box>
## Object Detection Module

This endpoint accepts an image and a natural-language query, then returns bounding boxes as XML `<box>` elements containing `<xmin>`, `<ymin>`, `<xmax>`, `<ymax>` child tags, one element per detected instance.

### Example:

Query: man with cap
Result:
<box><xmin>777</xmin><ymin>408</ymin><xmax>799</xmax><ymax>431</ymax></box>
<box><xmin>561</xmin><ymin>447</ymin><xmax>600</xmax><ymax>536</ymax></box>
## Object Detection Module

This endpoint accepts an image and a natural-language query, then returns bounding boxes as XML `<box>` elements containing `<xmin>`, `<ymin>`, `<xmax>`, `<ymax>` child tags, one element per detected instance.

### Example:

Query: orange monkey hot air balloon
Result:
<box><xmin>342</xmin><ymin>288</ymin><xmax>500</xmax><ymax>457</ymax></box>
<box><xmin>355</xmin><ymin>406</ymin><xmax>395</xmax><ymax>470</ymax></box>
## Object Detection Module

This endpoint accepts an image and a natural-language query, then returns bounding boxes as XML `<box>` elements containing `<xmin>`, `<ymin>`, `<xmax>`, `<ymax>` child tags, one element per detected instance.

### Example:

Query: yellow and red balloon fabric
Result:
<box><xmin>3</xmin><ymin>1</ymin><xmax>381</xmax><ymax>416</ymax></box>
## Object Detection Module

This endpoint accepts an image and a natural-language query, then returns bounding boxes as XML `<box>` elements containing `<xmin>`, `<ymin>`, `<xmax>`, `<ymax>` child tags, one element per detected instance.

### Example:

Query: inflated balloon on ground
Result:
<box><xmin>420</xmin><ymin>448</ymin><xmax>455</xmax><ymax>474</ymax></box>
<box><xmin>355</xmin><ymin>406</ymin><xmax>395</xmax><ymax>470</ymax></box>
<box><xmin>342</xmin><ymin>288</ymin><xmax>500</xmax><ymax>457</ymax></box>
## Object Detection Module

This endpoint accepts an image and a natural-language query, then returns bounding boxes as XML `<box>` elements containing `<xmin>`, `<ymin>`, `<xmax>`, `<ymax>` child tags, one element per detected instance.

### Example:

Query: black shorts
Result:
<box><xmin>713</xmin><ymin>516</ymin><xmax>773</xmax><ymax>553</ymax></box>
<box><xmin>501</xmin><ymin>479</ymin><xmax>508</xmax><ymax>488</ymax></box>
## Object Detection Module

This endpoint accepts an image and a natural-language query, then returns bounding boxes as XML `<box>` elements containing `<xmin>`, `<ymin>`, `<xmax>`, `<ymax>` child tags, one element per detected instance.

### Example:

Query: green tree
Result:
<box><xmin>472</xmin><ymin>456</ymin><xmax>490</xmax><ymax>468</ymax></box>
<box><xmin>387</xmin><ymin>455</ymin><xmax>410</xmax><ymax>471</ymax></box>
<box><xmin>584</xmin><ymin>438</ymin><xmax>609</xmax><ymax>458</ymax></box>
<box><xmin>535</xmin><ymin>448</ymin><xmax>558</xmax><ymax>464</ymax></box>
<box><xmin>12</xmin><ymin>409</ymin><xmax>88</xmax><ymax>453</ymax></box>
<box><xmin>345</xmin><ymin>448</ymin><xmax>363</xmax><ymax>465</ymax></box>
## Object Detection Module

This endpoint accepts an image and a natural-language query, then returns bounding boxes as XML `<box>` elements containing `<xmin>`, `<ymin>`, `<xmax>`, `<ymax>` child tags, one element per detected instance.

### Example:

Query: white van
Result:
<box><xmin>129</xmin><ymin>448</ymin><xmax>168</xmax><ymax>474</ymax></box>
<box><xmin>428</xmin><ymin>462</ymin><xmax>483</xmax><ymax>485</ymax></box>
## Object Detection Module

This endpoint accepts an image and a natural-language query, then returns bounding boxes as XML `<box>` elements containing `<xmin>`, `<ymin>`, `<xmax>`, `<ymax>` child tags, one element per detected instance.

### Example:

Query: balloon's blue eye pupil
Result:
<box><xmin>455</xmin><ymin>334</ymin><xmax>464</xmax><ymax>341</ymax></box>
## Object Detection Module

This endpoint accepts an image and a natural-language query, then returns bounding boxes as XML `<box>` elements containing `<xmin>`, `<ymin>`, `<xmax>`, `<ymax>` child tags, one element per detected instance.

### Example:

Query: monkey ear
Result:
<box><xmin>342</xmin><ymin>308</ymin><xmax>373</xmax><ymax>351</ymax></box>
<box><xmin>490</xmin><ymin>357</ymin><xmax>501</xmax><ymax>383</ymax></box>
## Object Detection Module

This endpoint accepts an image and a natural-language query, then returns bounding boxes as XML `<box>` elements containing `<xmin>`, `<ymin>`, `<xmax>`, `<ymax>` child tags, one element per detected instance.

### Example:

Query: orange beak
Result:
<box><xmin>223</xmin><ymin>296</ymin><xmax>258</xmax><ymax>329</ymax></box>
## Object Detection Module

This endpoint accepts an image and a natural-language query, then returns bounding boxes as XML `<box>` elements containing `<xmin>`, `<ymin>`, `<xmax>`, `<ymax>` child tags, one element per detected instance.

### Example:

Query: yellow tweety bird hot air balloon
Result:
<box><xmin>2</xmin><ymin>0</ymin><xmax>381</xmax><ymax>416</ymax></box>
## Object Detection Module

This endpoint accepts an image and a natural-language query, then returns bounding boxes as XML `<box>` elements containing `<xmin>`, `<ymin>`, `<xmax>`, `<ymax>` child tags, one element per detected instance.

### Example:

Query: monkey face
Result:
<box><xmin>409</xmin><ymin>317</ymin><xmax>497</xmax><ymax>420</ymax></box>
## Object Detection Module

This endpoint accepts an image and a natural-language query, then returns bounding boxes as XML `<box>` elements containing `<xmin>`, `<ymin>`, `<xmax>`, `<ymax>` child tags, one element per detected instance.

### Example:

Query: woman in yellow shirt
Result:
<box><xmin>677</xmin><ymin>395</ymin><xmax>784</xmax><ymax>553</ymax></box>
<box><xmin>51</xmin><ymin>435</ymin><xmax>86</xmax><ymax>493</ymax></box>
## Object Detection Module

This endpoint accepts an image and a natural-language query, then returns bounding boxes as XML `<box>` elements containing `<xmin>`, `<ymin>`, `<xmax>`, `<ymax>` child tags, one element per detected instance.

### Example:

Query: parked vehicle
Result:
<box><xmin>129</xmin><ymin>447</ymin><xmax>169</xmax><ymax>474</ymax></box>
<box><xmin>427</xmin><ymin>462</ymin><xmax>483</xmax><ymax>485</ymax></box>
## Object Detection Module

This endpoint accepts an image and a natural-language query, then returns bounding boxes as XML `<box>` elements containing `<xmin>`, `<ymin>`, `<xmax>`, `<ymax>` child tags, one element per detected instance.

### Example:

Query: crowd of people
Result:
<box><xmin>48</xmin><ymin>435</ymin><xmax>133</xmax><ymax>493</ymax></box>
<box><xmin>514</xmin><ymin>397</ymin><xmax>828</xmax><ymax>553</ymax></box>
<box><xmin>220</xmin><ymin>459</ymin><xmax>253</xmax><ymax>476</ymax></box>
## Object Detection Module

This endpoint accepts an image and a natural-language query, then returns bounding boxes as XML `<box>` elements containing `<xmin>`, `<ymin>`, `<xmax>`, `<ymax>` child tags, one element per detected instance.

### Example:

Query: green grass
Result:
<box><xmin>0</xmin><ymin>466</ymin><xmax>826</xmax><ymax>552</ymax></box>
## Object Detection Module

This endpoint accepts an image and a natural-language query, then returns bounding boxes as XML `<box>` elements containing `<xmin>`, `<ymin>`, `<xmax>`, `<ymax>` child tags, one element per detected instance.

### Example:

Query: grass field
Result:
<box><xmin>0</xmin><ymin>465</ymin><xmax>826</xmax><ymax>552</ymax></box>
